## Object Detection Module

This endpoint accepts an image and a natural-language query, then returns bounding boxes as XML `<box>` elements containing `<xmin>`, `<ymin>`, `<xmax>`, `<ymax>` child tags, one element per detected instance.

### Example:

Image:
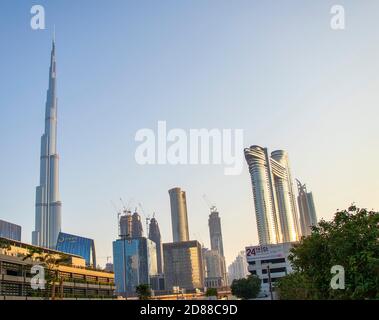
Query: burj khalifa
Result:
<box><xmin>32</xmin><ymin>40</ymin><xmax>62</xmax><ymax>249</ymax></box>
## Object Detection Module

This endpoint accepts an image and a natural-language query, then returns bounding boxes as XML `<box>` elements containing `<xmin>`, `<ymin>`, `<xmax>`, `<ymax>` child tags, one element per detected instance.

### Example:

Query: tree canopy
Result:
<box><xmin>231</xmin><ymin>275</ymin><xmax>261</xmax><ymax>300</ymax></box>
<box><xmin>136</xmin><ymin>284</ymin><xmax>152</xmax><ymax>300</ymax></box>
<box><xmin>277</xmin><ymin>206</ymin><xmax>379</xmax><ymax>299</ymax></box>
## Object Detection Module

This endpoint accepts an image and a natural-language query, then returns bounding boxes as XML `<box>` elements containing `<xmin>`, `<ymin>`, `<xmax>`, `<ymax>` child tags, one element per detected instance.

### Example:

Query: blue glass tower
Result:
<box><xmin>113</xmin><ymin>237</ymin><xmax>157</xmax><ymax>296</ymax></box>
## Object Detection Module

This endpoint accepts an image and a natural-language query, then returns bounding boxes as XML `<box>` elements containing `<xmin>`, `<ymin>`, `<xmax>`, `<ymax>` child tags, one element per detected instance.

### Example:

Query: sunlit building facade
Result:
<box><xmin>208</xmin><ymin>208</ymin><xmax>227</xmax><ymax>285</ymax></box>
<box><xmin>203</xmin><ymin>249</ymin><xmax>226</xmax><ymax>288</ymax></box>
<box><xmin>228</xmin><ymin>251</ymin><xmax>249</xmax><ymax>284</ymax></box>
<box><xmin>168</xmin><ymin>187</ymin><xmax>190</xmax><ymax>242</ymax></box>
<box><xmin>148</xmin><ymin>217</ymin><xmax>163</xmax><ymax>274</ymax></box>
<box><xmin>0</xmin><ymin>237</ymin><xmax>114</xmax><ymax>299</ymax></box>
<box><xmin>163</xmin><ymin>240</ymin><xmax>204</xmax><ymax>291</ymax></box>
<box><xmin>296</xmin><ymin>179</ymin><xmax>318</xmax><ymax>237</ymax></box>
<box><xmin>32</xmin><ymin>41</ymin><xmax>62</xmax><ymax>249</ymax></box>
<box><xmin>244</xmin><ymin>146</ymin><xmax>300</xmax><ymax>245</ymax></box>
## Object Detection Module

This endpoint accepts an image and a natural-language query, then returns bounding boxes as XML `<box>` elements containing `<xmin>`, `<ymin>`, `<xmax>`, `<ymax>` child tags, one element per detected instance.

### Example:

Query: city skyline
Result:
<box><xmin>1</xmin><ymin>1</ymin><xmax>378</xmax><ymax>268</ymax></box>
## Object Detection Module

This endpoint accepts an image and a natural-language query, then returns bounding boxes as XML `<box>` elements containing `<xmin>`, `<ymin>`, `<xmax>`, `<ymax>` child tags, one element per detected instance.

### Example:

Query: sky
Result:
<box><xmin>0</xmin><ymin>0</ymin><xmax>378</xmax><ymax>267</ymax></box>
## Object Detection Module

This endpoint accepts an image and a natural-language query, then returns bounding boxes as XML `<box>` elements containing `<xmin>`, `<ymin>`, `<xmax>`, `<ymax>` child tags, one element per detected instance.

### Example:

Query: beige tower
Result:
<box><xmin>168</xmin><ymin>187</ymin><xmax>190</xmax><ymax>242</ymax></box>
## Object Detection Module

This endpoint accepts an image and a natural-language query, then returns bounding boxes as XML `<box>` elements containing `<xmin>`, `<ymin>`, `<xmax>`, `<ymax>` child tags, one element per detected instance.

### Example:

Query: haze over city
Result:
<box><xmin>0</xmin><ymin>0</ymin><xmax>378</xmax><ymax>268</ymax></box>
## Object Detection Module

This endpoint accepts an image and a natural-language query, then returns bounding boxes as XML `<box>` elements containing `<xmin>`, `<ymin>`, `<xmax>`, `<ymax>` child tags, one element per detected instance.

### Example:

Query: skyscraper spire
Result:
<box><xmin>149</xmin><ymin>216</ymin><xmax>163</xmax><ymax>274</ymax></box>
<box><xmin>32</xmin><ymin>40</ymin><xmax>62</xmax><ymax>249</ymax></box>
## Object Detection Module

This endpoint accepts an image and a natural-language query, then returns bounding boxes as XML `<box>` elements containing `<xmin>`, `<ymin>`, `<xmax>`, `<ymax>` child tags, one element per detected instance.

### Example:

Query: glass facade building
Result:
<box><xmin>0</xmin><ymin>220</ymin><xmax>21</xmax><ymax>241</ymax></box>
<box><xmin>244</xmin><ymin>146</ymin><xmax>300</xmax><ymax>245</ymax></box>
<box><xmin>113</xmin><ymin>237</ymin><xmax>157</xmax><ymax>296</ymax></box>
<box><xmin>55</xmin><ymin>232</ymin><xmax>96</xmax><ymax>267</ymax></box>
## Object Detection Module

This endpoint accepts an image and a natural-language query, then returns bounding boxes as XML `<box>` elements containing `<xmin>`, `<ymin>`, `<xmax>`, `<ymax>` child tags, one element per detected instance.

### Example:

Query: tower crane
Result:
<box><xmin>138</xmin><ymin>202</ymin><xmax>151</xmax><ymax>237</ymax></box>
<box><xmin>202</xmin><ymin>194</ymin><xmax>218</xmax><ymax>213</ymax></box>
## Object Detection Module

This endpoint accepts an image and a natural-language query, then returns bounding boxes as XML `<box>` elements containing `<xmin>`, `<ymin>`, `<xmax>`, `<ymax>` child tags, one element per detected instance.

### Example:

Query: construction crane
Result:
<box><xmin>138</xmin><ymin>202</ymin><xmax>151</xmax><ymax>237</ymax></box>
<box><xmin>111</xmin><ymin>200</ymin><xmax>123</xmax><ymax>238</ymax></box>
<box><xmin>119</xmin><ymin>197</ymin><xmax>128</xmax><ymax>213</ymax></box>
<box><xmin>202</xmin><ymin>194</ymin><xmax>218</xmax><ymax>213</ymax></box>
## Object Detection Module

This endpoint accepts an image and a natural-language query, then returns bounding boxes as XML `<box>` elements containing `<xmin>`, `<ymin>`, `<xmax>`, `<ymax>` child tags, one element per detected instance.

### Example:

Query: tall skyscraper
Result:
<box><xmin>131</xmin><ymin>210</ymin><xmax>143</xmax><ymax>237</ymax></box>
<box><xmin>208</xmin><ymin>208</ymin><xmax>225</xmax><ymax>257</ymax></box>
<box><xmin>244</xmin><ymin>145</ymin><xmax>299</xmax><ymax>245</ymax></box>
<box><xmin>164</xmin><ymin>188</ymin><xmax>205</xmax><ymax>291</ymax></box>
<box><xmin>296</xmin><ymin>179</ymin><xmax>318</xmax><ymax>237</ymax></box>
<box><xmin>168</xmin><ymin>187</ymin><xmax>189</xmax><ymax>242</ymax></box>
<box><xmin>149</xmin><ymin>216</ymin><xmax>163</xmax><ymax>274</ymax></box>
<box><xmin>32</xmin><ymin>41</ymin><xmax>62</xmax><ymax>249</ymax></box>
<box><xmin>208</xmin><ymin>207</ymin><xmax>227</xmax><ymax>285</ymax></box>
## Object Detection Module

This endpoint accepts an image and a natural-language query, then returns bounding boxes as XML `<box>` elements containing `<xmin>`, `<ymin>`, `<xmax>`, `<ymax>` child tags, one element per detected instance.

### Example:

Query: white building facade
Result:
<box><xmin>245</xmin><ymin>243</ymin><xmax>294</xmax><ymax>296</ymax></box>
<box><xmin>244</xmin><ymin>146</ymin><xmax>300</xmax><ymax>245</ymax></box>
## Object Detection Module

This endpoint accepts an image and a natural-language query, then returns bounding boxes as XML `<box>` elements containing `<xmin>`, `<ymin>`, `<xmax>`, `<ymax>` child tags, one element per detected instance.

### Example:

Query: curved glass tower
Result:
<box><xmin>244</xmin><ymin>146</ymin><xmax>300</xmax><ymax>244</ymax></box>
<box><xmin>32</xmin><ymin>41</ymin><xmax>62</xmax><ymax>249</ymax></box>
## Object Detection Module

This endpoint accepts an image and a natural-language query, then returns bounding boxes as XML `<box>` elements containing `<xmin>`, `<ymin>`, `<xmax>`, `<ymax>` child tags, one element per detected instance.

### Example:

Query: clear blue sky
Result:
<box><xmin>0</xmin><ymin>0</ymin><xmax>378</xmax><ymax>267</ymax></box>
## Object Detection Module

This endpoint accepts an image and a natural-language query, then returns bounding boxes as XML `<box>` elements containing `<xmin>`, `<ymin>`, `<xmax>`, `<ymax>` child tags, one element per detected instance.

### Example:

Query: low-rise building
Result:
<box><xmin>245</xmin><ymin>242</ymin><xmax>294</xmax><ymax>296</ymax></box>
<box><xmin>0</xmin><ymin>237</ymin><xmax>115</xmax><ymax>299</ymax></box>
<box><xmin>0</xmin><ymin>220</ymin><xmax>21</xmax><ymax>242</ymax></box>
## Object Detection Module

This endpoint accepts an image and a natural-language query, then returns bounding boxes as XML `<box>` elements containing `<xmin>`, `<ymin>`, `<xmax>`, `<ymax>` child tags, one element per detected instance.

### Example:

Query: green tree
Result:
<box><xmin>136</xmin><ymin>284</ymin><xmax>152</xmax><ymax>300</ymax></box>
<box><xmin>205</xmin><ymin>287</ymin><xmax>218</xmax><ymax>297</ymax></box>
<box><xmin>23</xmin><ymin>247</ymin><xmax>70</xmax><ymax>300</ymax></box>
<box><xmin>0</xmin><ymin>238</ymin><xmax>11</xmax><ymax>251</ymax></box>
<box><xmin>275</xmin><ymin>272</ymin><xmax>315</xmax><ymax>300</ymax></box>
<box><xmin>231</xmin><ymin>275</ymin><xmax>261</xmax><ymax>299</ymax></box>
<box><xmin>277</xmin><ymin>206</ymin><xmax>379</xmax><ymax>300</ymax></box>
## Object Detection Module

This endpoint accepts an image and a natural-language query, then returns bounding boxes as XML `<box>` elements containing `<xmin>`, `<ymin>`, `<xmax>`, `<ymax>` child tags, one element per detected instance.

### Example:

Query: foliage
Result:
<box><xmin>205</xmin><ymin>288</ymin><xmax>218</xmax><ymax>297</ymax></box>
<box><xmin>275</xmin><ymin>272</ymin><xmax>315</xmax><ymax>299</ymax></box>
<box><xmin>0</xmin><ymin>238</ymin><xmax>11</xmax><ymax>250</ymax></box>
<box><xmin>231</xmin><ymin>275</ymin><xmax>261</xmax><ymax>300</ymax></box>
<box><xmin>135</xmin><ymin>284</ymin><xmax>152</xmax><ymax>300</ymax></box>
<box><xmin>23</xmin><ymin>247</ymin><xmax>71</xmax><ymax>300</ymax></box>
<box><xmin>277</xmin><ymin>206</ymin><xmax>379</xmax><ymax>300</ymax></box>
